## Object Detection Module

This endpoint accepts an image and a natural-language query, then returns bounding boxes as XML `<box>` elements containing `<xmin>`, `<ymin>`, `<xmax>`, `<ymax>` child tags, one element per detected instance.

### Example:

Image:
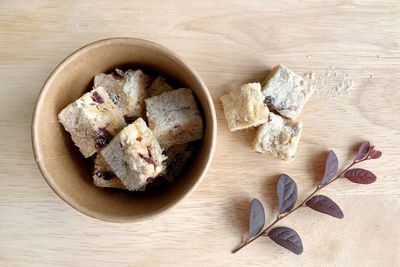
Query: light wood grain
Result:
<box><xmin>1</xmin><ymin>0</ymin><xmax>400</xmax><ymax>266</ymax></box>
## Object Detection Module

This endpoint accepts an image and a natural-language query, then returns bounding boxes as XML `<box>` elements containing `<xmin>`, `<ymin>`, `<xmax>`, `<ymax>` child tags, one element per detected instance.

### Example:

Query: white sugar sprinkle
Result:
<box><xmin>303</xmin><ymin>65</ymin><xmax>357</xmax><ymax>101</ymax></box>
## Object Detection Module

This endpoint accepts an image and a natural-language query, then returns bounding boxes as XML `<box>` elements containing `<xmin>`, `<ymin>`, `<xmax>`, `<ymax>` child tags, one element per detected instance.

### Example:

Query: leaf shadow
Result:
<box><xmin>229</xmin><ymin>196</ymin><xmax>252</xmax><ymax>243</ymax></box>
<box><xmin>309</xmin><ymin>150</ymin><xmax>328</xmax><ymax>185</ymax></box>
<box><xmin>263</xmin><ymin>174</ymin><xmax>279</xmax><ymax>220</ymax></box>
<box><xmin>343</xmin><ymin>142</ymin><xmax>360</xmax><ymax>164</ymax></box>
<box><xmin>351</xmin><ymin>141</ymin><xmax>363</xmax><ymax>154</ymax></box>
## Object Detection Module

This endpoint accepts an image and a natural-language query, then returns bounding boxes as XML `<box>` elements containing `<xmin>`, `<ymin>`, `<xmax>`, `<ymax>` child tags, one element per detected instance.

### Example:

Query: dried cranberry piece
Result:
<box><xmin>91</xmin><ymin>91</ymin><xmax>104</xmax><ymax>104</ymax></box>
<box><xmin>173</xmin><ymin>124</ymin><xmax>181</xmax><ymax>129</ymax></box>
<box><xmin>96</xmin><ymin>171</ymin><xmax>114</xmax><ymax>180</ymax></box>
<box><xmin>94</xmin><ymin>127</ymin><xmax>113</xmax><ymax>148</ymax></box>
<box><xmin>138</xmin><ymin>153</ymin><xmax>155</xmax><ymax>165</ymax></box>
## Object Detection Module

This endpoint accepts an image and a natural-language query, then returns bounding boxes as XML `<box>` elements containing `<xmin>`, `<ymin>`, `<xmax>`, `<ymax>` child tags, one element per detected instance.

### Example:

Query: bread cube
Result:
<box><xmin>92</xmin><ymin>154</ymin><xmax>125</xmax><ymax>189</ymax></box>
<box><xmin>148</xmin><ymin>76</ymin><xmax>173</xmax><ymax>97</ymax></box>
<box><xmin>58</xmin><ymin>86</ymin><xmax>126</xmax><ymax>158</ymax></box>
<box><xmin>94</xmin><ymin>69</ymin><xmax>150</xmax><ymax>118</ymax></box>
<box><xmin>145</xmin><ymin>88</ymin><xmax>203</xmax><ymax>148</ymax></box>
<box><xmin>100</xmin><ymin>118</ymin><xmax>167</xmax><ymax>191</ymax></box>
<box><xmin>220</xmin><ymin>83</ymin><xmax>269</xmax><ymax>131</ymax></box>
<box><xmin>252</xmin><ymin>113</ymin><xmax>303</xmax><ymax>160</ymax></box>
<box><xmin>261</xmin><ymin>64</ymin><xmax>314</xmax><ymax>120</ymax></box>
<box><xmin>161</xmin><ymin>143</ymin><xmax>193</xmax><ymax>182</ymax></box>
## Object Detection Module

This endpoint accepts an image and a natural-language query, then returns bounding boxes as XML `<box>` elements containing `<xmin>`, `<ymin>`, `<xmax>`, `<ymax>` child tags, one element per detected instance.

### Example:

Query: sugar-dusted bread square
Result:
<box><xmin>92</xmin><ymin>154</ymin><xmax>125</xmax><ymax>189</ymax></box>
<box><xmin>145</xmin><ymin>88</ymin><xmax>203</xmax><ymax>148</ymax></box>
<box><xmin>252</xmin><ymin>113</ymin><xmax>303</xmax><ymax>160</ymax></box>
<box><xmin>94</xmin><ymin>69</ymin><xmax>150</xmax><ymax>118</ymax></box>
<box><xmin>100</xmin><ymin>118</ymin><xmax>167</xmax><ymax>191</ymax></box>
<box><xmin>147</xmin><ymin>76</ymin><xmax>173</xmax><ymax>98</ymax></box>
<box><xmin>58</xmin><ymin>86</ymin><xmax>126</xmax><ymax>158</ymax></box>
<box><xmin>261</xmin><ymin>64</ymin><xmax>314</xmax><ymax>120</ymax></box>
<box><xmin>220</xmin><ymin>83</ymin><xmax>269</xmax><ymax>131</ymax></box>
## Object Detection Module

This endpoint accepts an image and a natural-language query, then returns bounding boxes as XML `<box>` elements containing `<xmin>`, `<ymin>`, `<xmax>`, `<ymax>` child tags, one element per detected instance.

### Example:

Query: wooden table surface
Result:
<box><xmin>1</xmin><ymin>1</ymin><xmax>399</xmax><ymax>266</ymax></box>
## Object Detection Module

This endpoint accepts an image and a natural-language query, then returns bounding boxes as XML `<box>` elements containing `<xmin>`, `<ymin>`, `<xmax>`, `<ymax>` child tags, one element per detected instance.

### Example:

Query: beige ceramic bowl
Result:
<box><xmin>32</xmin><ymin>38</ymin><xmax>217</xmax><ymax>222</ymax></box>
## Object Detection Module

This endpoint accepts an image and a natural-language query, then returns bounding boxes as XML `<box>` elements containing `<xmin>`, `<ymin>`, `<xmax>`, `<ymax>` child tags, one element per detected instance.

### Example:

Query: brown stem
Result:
<box><xmin>232</xmin><ymin>157</ymin><xmax>368</xmax><ymax>254</ymax></box>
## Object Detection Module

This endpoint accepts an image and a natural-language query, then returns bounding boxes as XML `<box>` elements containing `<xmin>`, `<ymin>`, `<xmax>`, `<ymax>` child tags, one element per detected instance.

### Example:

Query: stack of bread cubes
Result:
<box><xmin>58</xmin><ymin>69</ymin><xmax>203</xmax><ymax>191</ymax></box>
<box><xmin>221</xmin><ymin>64</ymin><xmax>314</xmax><ymax>160</ymax></box>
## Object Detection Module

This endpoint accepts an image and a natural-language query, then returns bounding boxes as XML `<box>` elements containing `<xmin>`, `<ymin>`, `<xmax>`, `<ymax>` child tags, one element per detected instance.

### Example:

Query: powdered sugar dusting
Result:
<box><xmin>303</xmin><ymin>65</ymin><xmax>356</xmax><ymax>101</ymax></box>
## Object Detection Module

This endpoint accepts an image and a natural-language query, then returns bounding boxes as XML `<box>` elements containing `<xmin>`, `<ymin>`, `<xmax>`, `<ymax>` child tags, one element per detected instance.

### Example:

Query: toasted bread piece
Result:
<box><xmin>101</xmin><ymin>118</ymin><xmax>167</xmax><ymax>191</ymax></box>
<box><xmin>58</xmin><ymin>87</ymin><xmax>126</xmax><ymax>158</ymax></box>
<box><xmin>148</xmin><ymin>76</ymin><xmax>173</xmax><ymax>97</ymax></box>
<box><xmin>252</xmin><ymin>113</ymin><xmax>303</xmax><ymax>160</ymax></box>
<box><xmin>220</xmin><ymin>83</ymin><xmax>269</xmax><ymax>131</ymax></box>
<box><xmin>94</xmin><ymin>69</ymin><xmax>150</xmax><ymax>118</ymax></box>
<box><xmin>261</xmin><ymin>64</ymin><xmax>314</xmax><ymax>120</ymax></box>
<box><xmin>145</xmin><ymin>88</ymin><xmax>203</xmax><ymax>148</ymax></box>
<box><xmin>92</xmin><ymin>154</ymin><xmax>126</xmax><ymax>189</ymax></box>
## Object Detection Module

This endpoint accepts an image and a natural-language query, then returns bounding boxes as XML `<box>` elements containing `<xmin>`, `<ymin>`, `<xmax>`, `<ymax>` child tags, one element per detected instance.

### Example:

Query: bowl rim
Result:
<box><xmin>31</xmin><ymin>37</ymin><xmax>217</xmax><ymax>222</ymax></box>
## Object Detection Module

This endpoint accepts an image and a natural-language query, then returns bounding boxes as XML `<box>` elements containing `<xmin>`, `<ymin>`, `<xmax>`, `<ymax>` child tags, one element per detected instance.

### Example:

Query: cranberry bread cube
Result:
<box><xmin>261</xmin><ymin>64</ymin><xmax>314</xmax><ymax>120</ymax></box>
<box><xmin>220</xmin><ymin>83</ymin><xmax>270</xmax><ymax>131</ymax></box>
<box><xmin>94</xmin><ymin>69</ymin><xmax>150</xmax><ymax>118</ymax></box>
<box><xmin>147</xmin><ymin>76</ymin><xmax>173</xmax><ymax>98</ymax></box>
<box><xmin>58</xmin><ymin>86</ymin><xmax>126</xmax><ymax>158</ymax></box>
<box><xmin>93</xmin><ymin>154</ymin><xmax>125</xmax><ymax>189</ymax></box>
<box><xmin>252</xmin><ymin>113</ymin><xmax>303</xmax><ymax>160</ymax></box>
<box><xmin>100</xmin><ymin>118</ymin><xmax>167</xmax><ymax>191</ymax></box>
<box><xmin>145</xmin><ymin>88</ymin><xmax>203</xmax><ymax>148</ymax></box>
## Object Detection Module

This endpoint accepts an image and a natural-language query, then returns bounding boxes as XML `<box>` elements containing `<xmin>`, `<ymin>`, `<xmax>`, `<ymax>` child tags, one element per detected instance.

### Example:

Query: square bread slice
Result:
<box><xmin>220</xmin><ymin>83</ymin><xmax>270</xmax><ymax>131</ymax></box>
<box><xmin>58</xmin><ymin>86</ymin><xmax>126</xmax><ymax>158</ymax></box>
<box><xmin>94</xmin><ymin>69</ymin><xmax>150</xmax><ymax>118</ymax></box>
<box><xmin>145</xmin><ymin>88</ymin><xmax>203</xmax><ymax>148</ymax></box>
<box><xmin>261</xmin><ymin>64</ymin><xmax>314</xmax><ymax>120</ymax></box>
<box><xmin>100</xmin><ymin>118</ymin><xmax>167</xmax><ymax>191</ymax></box>
<box><xmin>148</xmin><ymin>76</ymin><xmax>173</xmax><ymax>98</ymax></box>
<box><xmin>92</xmin><ymin>154</ymin><xmax>125</xmax><ymax>189</ymax></box>
<box><xmin>252</xmin><ymin>112</ymin><xmax>303</xmax><ymax>160</ymax></box>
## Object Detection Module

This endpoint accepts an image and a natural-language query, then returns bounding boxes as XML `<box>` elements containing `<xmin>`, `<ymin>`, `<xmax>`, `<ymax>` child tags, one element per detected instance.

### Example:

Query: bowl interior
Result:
<box><xmin>32</xmin><ymin>38</ymin><xmax>215</xmax><ymax>222</ymax></box>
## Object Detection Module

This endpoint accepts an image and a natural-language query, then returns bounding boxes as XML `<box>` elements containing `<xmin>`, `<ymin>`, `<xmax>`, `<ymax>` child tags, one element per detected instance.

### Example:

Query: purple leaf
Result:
<box><xmin>306</xmin><ymin>195</ymin><xmax>344</xmax><ymax>219</ymax></box>
<box><xmin>344</xmin><ymin>168</ymin><xmax>377</xmax><ymax>184</ymax></box>
<box><xmin>369</xmin><ymin>149</ymin><xmax>382</xmax><ymax>159</ymax></box>
<box><xmin>320</xmin><ymin>150</ymin><xmax>339</xmax><ymax>186</ymax></box>
<box><xmin>248</xmin><ymin>199</ymin><xmax>265</xmax><ymax>239</ymax></box>
<box><xmin>277</xmin><ymin>174</ymin><xmax>298</xmax><ymax>214</ymax></box>
<box><xmin>356</xmin><ymin>141</ymin><xmax>371</xmax><ymax>161</ymax></box>
<box><xmin>268</xmin><ymin>227</ymin><xmax>303</xmax><ymax>255</ymax></box>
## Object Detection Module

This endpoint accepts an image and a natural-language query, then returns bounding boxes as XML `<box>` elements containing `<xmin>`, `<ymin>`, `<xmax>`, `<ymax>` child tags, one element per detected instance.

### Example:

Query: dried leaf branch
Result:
<box><xmin>232</xmin><ymin>141</ymin><xmax>382</xmax><ymax>255</ymax></box>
